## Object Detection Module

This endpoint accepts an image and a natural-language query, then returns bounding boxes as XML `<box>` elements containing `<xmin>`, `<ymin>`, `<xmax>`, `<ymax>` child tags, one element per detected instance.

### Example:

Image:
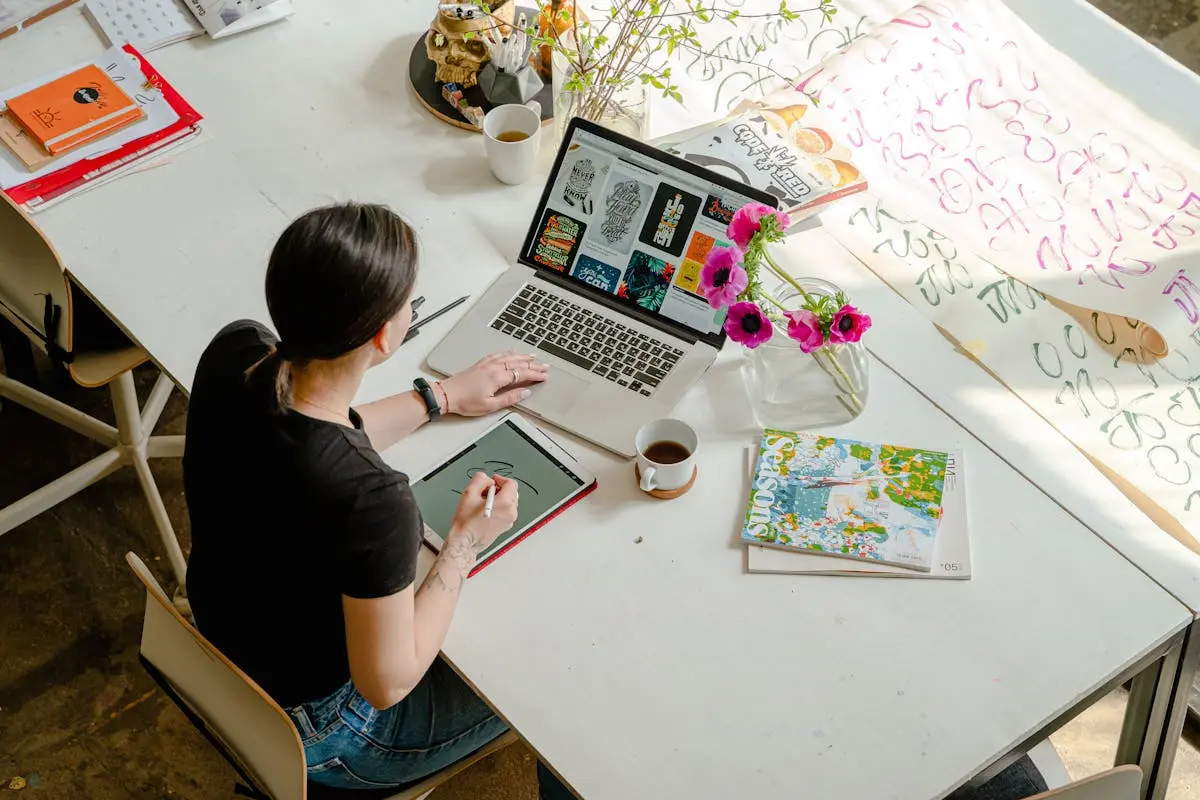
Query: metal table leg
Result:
<box><xmin>1129</xmin><ymin>619</ymin><xmax>1200</xmax><ymax>800</ymax></box>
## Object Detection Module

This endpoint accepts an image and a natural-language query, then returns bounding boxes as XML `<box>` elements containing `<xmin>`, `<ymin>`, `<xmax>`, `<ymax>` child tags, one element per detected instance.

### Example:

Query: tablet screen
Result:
<box><xmin>410</xmin><ymin>418</ymin><xmax>586</xmax><ymax>562</ymax></box>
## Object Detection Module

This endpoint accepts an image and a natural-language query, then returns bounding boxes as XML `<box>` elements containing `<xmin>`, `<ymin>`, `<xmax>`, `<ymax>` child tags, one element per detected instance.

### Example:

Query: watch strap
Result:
<box><xmin>413</xmin><ymin>377</ymin><xmax>441</xmax><ymax>420</ymax></box>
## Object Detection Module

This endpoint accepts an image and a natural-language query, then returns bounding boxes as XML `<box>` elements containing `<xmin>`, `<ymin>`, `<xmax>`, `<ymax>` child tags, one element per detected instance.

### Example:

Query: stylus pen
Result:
<box><xmin>483</xmin><ymin>482</ymin><xmax>497</xmax><ymax>518</ymax></box>
<box><xmin>403</xmin><ymin>295</ymin><xmax>469</xmax><ymax>344</ymax></box>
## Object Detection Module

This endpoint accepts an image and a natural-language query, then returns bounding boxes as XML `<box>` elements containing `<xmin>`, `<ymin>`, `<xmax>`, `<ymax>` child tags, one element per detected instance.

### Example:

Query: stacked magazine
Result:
<box><xmin>741</xmin><ymin>429</ymin><xmax>972</xmax><ymax>579</ymax></box>
<box><xmin>654</xmin><ymin>87</ymin><xmax>868</xmax><ymax>228</ymax></box>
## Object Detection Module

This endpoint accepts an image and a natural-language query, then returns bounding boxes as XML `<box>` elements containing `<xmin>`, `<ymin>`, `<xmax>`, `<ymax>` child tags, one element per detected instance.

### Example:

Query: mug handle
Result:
<box><xmin>526</xmin><ymin>99</ymin><xmax>542</xmax><ymax>119</ymax></box>
<box><xmin>639</xmin><ymin>466</ymin><xmax>657</xmax><ymax>493</ymax></box>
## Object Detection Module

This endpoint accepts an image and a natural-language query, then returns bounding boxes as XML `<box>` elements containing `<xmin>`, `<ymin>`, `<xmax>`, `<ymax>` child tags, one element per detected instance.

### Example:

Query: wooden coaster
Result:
<box><xmin>635</xmin><ymin>464</ymin><xmax>698</xmax><ymax>500</ymax></box>
<box><xmin>407</xmin><ymin>25</ymin><xmax>555</xmax><ymax>133</ymax></box>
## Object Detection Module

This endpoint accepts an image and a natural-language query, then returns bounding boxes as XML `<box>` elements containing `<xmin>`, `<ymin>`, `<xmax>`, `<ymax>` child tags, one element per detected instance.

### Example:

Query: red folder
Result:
<box><xmin>5</xmin><ymin>43</ymin><xmax>202</xmax><ymax>207</ymax></box>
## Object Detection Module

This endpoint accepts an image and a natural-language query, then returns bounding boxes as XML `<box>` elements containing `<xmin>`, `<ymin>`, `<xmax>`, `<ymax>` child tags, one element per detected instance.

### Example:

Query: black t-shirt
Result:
<box><xmin>183</xmin><ymin>320</ymin><xmax>423</xmax><ymax>709</ymax></box>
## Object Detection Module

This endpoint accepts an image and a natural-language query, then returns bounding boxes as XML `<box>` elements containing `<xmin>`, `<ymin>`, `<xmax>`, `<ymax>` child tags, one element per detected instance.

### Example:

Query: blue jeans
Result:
<box><xmin>286</xmin><ymin>658</ymin><xmax>573</xmax><ymax>799</ymax></box>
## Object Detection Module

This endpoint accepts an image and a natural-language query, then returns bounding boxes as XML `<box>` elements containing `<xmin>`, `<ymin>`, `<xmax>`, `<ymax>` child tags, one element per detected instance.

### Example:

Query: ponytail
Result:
<box><xmin>245</xmin><ymin>346</ymin><xmax>294</xmax><ymax>416</ymax></box>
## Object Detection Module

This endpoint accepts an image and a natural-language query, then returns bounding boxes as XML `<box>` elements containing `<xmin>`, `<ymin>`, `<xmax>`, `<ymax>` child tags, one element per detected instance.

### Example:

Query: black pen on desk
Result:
<box><xmin>403</xmin><ymin>295</ymin><xmax>469</xmax><ymax>343</ymax></box>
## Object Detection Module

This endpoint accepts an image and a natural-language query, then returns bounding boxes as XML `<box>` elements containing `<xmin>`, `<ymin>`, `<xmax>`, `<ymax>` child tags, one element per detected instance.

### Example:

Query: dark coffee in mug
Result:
<box><xmin>495</xmin><ymin>130</ymin><xmax>531</xmax><ymax>143</ymax></box>
<box><xmin>643</xmin><ymin>440</ymin><xmax>691</xmax><ymax>464</ymax></box>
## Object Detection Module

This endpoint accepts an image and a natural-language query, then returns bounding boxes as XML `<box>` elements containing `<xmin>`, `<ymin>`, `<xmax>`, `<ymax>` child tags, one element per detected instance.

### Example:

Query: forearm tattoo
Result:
<box><xmin>423</xmin><ymin>529</ymin><xmax>481</xmax><ymax>593</ymax></box>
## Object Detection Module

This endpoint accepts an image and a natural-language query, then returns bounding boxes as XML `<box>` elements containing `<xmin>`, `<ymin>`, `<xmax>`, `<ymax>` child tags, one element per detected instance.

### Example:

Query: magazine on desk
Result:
<box><xmin>743</xmin><ymin>446</ymin><xmax>972</xmax><ymax>579</ymax></box>
<box><xmin>653</xmin><ymin>87</ymin><xmax>867</xmax><ymax>227</ymax></box>
<box><xmin>740</xmin><ymin>429</ymin><xmax>963</xmax><ymax>573</ymax></box>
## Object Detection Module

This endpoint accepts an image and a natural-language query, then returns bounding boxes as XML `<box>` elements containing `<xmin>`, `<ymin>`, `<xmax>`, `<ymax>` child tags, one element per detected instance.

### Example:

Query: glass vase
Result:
<box><xmin>551</xmin><ymin>46</ymin><xmax>649</xmax><ymax>142</ymax></box>
<box><xmin>742</xmin><ymin>278</ymin><xmax>870</xmax><ymax>430</ymax></box>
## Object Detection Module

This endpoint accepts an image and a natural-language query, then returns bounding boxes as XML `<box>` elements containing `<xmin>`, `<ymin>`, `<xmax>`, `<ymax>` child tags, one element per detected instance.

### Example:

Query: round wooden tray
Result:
<box><xmin>635</xmin><ymin>464</ymin><xmax>698</xmax><ymax>500</ymax></box>
<box><xmin>407</xmin><ymin>18</ymin><xmax>555</xmax><ymax>133</ymax></box>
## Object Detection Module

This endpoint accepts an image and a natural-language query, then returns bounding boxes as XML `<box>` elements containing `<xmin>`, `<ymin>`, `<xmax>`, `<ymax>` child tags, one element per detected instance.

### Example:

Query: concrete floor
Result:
<box><xmin>6</xmin><ymin>1</ymin><xmax>1200</xmax><ymax>798</ymax></box>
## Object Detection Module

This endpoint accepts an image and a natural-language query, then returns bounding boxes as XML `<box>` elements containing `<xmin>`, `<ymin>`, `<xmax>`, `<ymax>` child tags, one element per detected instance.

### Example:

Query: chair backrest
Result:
<box><xmin>0</xmin><ymin>185</ymin><xmax>70</xmax><ymax>346</ymax></box>
<box><xmin>1024</xmin><ymin>766</ymin><xmax>1143</xmax><ymax>800</ymax></box>
<box><xmin>0</xmin><ymin>190</ymin><xmax>146</xmax><ymax>387</ymax></box>
<box><xmin>125</xmin><ymin>552</ymin><xmax>308</xmax><ymax>800</ymax></box>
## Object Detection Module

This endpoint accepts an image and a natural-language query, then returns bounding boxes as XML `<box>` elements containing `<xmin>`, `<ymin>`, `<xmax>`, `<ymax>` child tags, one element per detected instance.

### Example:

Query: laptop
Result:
<box><xmin>427</xmin><ymin>117</ymin><xmax>777</xmax><ymax>457</ymax></box>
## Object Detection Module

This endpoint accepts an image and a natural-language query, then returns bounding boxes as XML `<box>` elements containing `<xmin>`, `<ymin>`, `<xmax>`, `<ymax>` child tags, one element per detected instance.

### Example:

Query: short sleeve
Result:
<box><xmin>338</xmin><ymin>477</ymin><xmax>423</xmax><ymax>599</ymax></box>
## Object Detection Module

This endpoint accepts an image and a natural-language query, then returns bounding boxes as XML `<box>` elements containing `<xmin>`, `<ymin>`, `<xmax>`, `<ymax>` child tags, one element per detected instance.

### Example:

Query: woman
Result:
<box><xmin>182</xmin><ymin>202</ymin><xmax>570</xmax><ymax>797</ymax></box>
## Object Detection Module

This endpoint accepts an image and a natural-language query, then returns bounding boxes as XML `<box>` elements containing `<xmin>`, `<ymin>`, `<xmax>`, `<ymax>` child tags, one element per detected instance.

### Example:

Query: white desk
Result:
<box><xmin>0</xmin><ymin>3</ymin><xmax>1193</xmax><ymax>799</ymax></box>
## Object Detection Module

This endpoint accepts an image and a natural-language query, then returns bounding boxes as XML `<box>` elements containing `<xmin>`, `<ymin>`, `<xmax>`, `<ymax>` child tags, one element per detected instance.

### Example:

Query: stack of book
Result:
<box><xmin>740</xmin><ymin>429</ymin><xmax>972</xmax><ymax>579</ymax></box>
<box><xmin>0</xmin><ymin>44</ymin><xmax>202</xmax><ymax>211</ymax></box>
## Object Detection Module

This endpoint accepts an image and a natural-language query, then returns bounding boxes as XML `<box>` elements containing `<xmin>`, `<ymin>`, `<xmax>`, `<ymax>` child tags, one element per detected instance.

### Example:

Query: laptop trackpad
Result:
<box><xmin>521</xmin><ymin>369</ymin><xmax>588</xmax><ymax>416</ymax></box>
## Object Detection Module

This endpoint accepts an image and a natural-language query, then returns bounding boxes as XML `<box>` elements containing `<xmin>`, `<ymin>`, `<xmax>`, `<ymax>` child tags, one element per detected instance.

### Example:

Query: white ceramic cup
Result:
<box><xmin>482</xmin><ymin>100</ymin><xmax>542</xmax><ymax>185</ymax></box>
<box><xmin>635</xmin><ymin>418</ymin><xmax>699</xmax><ymax>494</ymax></box>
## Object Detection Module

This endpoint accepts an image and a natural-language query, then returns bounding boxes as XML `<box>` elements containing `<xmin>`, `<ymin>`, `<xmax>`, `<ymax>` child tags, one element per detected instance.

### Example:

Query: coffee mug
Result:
<box><xmin>635</xmin><ymin>418</ymin><xmax>698</xmax><ymax>494</ymax></box>
<box><xmin>482</xmin><ymin>100</ymin><xmax>542</xmax><ymax>185</ymax></box>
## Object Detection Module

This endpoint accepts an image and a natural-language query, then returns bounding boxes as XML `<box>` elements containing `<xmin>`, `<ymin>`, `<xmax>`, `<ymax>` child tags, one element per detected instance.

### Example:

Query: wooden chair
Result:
<box><xmin>1024</xmin><ymin>765</ymin><xmax>1143</xmax><ymax>800</ymax></box>
<box><xmin>126</xmin><ymin>551</ymin><xmax>520</xmax><ymax>799</ymax></box>
<box><xmin>0</xmin><ymin>191</ymin><xmax>186</xmax><ymax>585</ymax></box>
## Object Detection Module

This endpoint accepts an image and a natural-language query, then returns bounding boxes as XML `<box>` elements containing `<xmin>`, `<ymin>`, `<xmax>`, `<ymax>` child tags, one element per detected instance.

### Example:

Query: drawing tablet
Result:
<box><xmin>410</xmin><ymin>413</ymin><xmax>597</xmax><ymax>575</ymax></box>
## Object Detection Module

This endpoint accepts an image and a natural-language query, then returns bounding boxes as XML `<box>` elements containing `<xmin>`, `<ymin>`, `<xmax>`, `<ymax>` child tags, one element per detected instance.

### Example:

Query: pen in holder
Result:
<box><xmin>479</xmin><ymin>22</ymin><xmax>543</xmax><ymax>106</ymax></box>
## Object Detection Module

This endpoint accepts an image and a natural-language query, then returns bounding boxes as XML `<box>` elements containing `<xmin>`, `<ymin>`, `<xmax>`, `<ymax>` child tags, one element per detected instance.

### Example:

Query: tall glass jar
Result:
<box><xmin>742</xmin><ymin>278</ymin><xmax>870</xmax><ymax>429</ymax></box>
<box><xmin>551</xmin><ymin>41</ymin><xmax>649</xmax><ymax>141</ymax></box>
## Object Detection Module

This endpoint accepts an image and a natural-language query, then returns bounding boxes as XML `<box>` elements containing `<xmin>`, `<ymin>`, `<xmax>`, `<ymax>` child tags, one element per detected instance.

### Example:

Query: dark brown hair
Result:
<box><xmin>248</xmin><ymin>203</ymin><xmax>419</xmax><ymax>414</ymax></box>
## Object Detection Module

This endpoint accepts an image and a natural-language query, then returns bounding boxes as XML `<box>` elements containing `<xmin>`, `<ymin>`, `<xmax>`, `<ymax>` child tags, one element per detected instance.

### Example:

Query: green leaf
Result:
<box><xmin>462</xmin><ymin>30</ymin><xmax>475</xmax><ymax>39</ymax></box>
<box><xmin>666</xmin><ymin>38</ymin><xmax>675</xmax><ymax>56</ymax></box>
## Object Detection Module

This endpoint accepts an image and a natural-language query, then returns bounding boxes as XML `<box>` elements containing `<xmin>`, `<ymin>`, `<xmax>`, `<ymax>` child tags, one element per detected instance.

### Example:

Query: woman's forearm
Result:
<box><xmin>355</xmin><ymin>386</ymin><xmax>446</xmax><ymax>452</ymax></box>
<box><xmin>410</xmin><ymin>526</ymin><xmax>480</xmax><ymax>670</ymax></box>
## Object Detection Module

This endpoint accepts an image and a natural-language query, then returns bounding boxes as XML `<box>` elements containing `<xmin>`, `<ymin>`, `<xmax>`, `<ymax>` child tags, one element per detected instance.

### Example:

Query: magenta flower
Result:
<box><xmin>785</xmin><ymin>309</ymin><xmax>826</xmax><ymax>353</ymax></box>
<box><xmin>724</xmin><ymin>301</ymin><xmax>774</xmax><ymax>348</ymax></box>
<box><xmin>727</xmin><ymin>203</ymin><xmax>793</xmax><ymax>250</ymax></box>
<box><xmin>699</xmin><ymin>246</ymin><xmax>748</xmax><ymax>309</ymax></box>
<box><xmin>829</xmin><ymin>304</ymin><xmax>872</xmax><ymax>344</ymax></box>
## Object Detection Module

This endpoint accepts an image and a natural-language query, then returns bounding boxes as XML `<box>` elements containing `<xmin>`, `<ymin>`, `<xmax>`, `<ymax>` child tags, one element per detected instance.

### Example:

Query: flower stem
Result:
<box><xmin>757</xmin><ymin>291</ymin><xmax>791</xmax><ymax>314</ymax></box>
<box><xmin>762</xmin><ymin>248</ymin><xmax>817</xmax><ymax>306</ymax></box>
<box><xmin>811</xmin><ymin>346</ymin><xmax>865</xmax><ymax>415</ymax></box>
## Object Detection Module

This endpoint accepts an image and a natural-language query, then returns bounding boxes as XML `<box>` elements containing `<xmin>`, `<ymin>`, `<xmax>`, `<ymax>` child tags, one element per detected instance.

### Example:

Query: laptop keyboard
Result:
<box><xmin>489</xmin><ymin>285</ymin><xmax>683</xmax><ymax>397</ymax></box>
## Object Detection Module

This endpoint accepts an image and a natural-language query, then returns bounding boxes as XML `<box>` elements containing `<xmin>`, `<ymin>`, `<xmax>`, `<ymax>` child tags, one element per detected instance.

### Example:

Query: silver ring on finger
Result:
<box><xmin>512</xmin><ymin>368</ymin><xmax>520</xmax><ymax>384</ymax></box>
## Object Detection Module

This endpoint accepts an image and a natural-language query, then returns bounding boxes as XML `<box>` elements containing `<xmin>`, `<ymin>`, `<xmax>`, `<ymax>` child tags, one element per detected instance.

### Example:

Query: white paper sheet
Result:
<box><xmin>0</xmin><ymin>46</ymin><xmax>179</xmax><ymax>190</ymax></box>
<box><xmin>796</xmin><ymin>0</ymin><xmax>1200</xmax><ymax>357</ymax></box>
<box><xmin>823</xmin><ymin>194</ymin><xmax>1200</xmax><ymax>545</ymax></box>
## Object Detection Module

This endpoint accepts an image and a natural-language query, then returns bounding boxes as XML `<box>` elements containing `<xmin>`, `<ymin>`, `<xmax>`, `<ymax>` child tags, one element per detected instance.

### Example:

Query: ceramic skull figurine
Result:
<box><xmin>426</xmin><ymin>0</ymin><xmax>515</xmax><ymax>88</ymax></box>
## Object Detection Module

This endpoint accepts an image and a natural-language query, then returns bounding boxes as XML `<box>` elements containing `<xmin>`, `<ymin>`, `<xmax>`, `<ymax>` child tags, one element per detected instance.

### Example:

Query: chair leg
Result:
<box><xmin>112</xmin><ymin>371</ymin><xmax>187</xmax><ymax>586</ymax></box>
<box><xmin>140</xmin><ymin>371</ymin><xmax>174</xmax><ymax>431</ymax></box>
<box><xmin>146</xmin><ymin>435</ymin><xmax>185</xmax><ymax>459</ymax></box>
<box><xmin>0</xmin><ymin>373</ymin><xmax>119</xmax><ymax>446</ymax></box>
<box><xmin>130</xmin><ymin>448</ymin><xmax>187</xmax><ymax>585</ymax></box>
<box><xmin>0</xmin><ymin>447</ymin><xmax>125</xmax><ymax>536</ymax></box>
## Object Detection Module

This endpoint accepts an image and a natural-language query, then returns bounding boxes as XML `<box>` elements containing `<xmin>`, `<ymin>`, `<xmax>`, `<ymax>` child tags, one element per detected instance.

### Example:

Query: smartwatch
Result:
<box><xmin>413</xmin><ymin>377</ymin><xmax>441</xmax><ymax>421</ymax></box>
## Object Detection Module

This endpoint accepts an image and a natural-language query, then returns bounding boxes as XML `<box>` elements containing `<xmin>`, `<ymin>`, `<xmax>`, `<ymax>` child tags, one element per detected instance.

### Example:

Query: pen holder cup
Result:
<box><xmin>479</xmin><ymin>62</ymin><xmax>544</xmax><ymax>106</ymax></box>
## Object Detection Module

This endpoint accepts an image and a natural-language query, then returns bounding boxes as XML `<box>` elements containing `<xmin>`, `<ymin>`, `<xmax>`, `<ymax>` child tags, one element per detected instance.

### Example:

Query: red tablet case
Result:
<box><xmin>423</xmin><ymin>478</ymin><xmax>599</xmax><ymax>578</ymax></box>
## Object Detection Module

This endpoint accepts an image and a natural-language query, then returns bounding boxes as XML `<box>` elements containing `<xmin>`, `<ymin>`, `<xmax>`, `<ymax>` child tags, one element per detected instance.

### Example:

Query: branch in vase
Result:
<box><xmin>653</xmin><ymin>2</ymin><xmax>834</xmax><ymax>23</ymax></box>
<box><xmin>642</xmin><ymin>35</ymin><xmax>800</xmax><ymax>89</ymax></box>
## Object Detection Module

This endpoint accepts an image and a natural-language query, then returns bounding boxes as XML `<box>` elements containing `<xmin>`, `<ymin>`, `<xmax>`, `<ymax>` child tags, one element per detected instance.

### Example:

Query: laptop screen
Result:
<box><xmin>519</xmin><ymin>120</ymin><xmax>775</xmax><ymax>348</ymax></box>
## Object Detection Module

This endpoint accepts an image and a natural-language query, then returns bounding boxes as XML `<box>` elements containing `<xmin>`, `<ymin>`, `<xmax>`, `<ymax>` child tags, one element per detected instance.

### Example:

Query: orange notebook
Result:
<box><xmin>6</xmin><ymin>64</ymin><xmax>142</xmax><ymax>155</ymax></box>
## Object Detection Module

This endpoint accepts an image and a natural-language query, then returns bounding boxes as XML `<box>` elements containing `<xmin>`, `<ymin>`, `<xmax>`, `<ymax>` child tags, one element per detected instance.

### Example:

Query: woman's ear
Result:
<box><xmin>373</xmin><ymin>320</ymin><xmax>393</xmax><ymax>356</ymax></box>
